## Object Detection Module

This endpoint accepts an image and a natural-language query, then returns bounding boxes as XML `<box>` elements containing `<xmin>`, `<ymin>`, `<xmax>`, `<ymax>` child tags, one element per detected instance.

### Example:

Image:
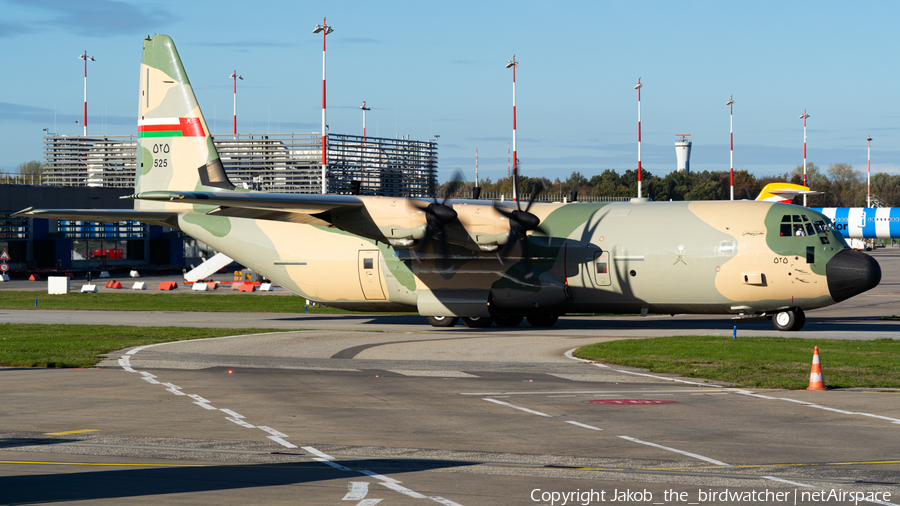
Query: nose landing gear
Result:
<box><xmin>771</xmin><ymin>308</ymin><xmax>805</xmax><ymax>331</ymax></box>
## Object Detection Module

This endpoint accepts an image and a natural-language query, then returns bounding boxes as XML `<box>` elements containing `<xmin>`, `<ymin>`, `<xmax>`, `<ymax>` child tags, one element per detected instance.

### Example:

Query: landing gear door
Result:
<box><xmin>592</xmin><ymin>251</ymin><xmax>611</xmax><ymax>286</ymax></box>
<box><xmin>358</xmin><ymin>250</ymin><xmax>386</xmax><ymax>300</ymax></box>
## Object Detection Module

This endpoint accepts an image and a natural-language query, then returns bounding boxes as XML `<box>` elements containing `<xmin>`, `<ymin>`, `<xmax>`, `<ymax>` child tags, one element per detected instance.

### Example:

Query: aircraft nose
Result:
<box><xmin>826</xmin><ymin>249</ymin><xmax>881</xmax><ymax>303</ymax></box>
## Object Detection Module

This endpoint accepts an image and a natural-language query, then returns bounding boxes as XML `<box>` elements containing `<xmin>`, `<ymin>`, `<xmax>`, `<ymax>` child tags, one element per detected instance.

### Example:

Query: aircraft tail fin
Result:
<box><xmin>756</xmin><ymin>182</ymin><xmax>820</xmax><ymax>203</ymax></box>
<box><xmin>135</xmin><ymin>35</ymin><xmax>234</xmax><ymax>210</ymax></box>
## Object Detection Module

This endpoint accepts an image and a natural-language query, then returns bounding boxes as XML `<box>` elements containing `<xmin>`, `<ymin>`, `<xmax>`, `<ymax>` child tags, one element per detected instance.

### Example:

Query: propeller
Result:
<box><xmin>494</xmin><ymin>179</ymin><xmax>550</xmax><ymax>279</ymax></box>
<box><xmin>412</xmin><ymin>171</ymin><xmax>463</xmax><ymax>270</ymax></box>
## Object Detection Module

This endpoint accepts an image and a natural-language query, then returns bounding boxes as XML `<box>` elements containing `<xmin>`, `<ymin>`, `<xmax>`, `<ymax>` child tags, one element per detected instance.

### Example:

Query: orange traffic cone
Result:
<box><xmin>806</xmin><ymin>346</ymin><xmax>827</xmax><ymax>391</ymax></box>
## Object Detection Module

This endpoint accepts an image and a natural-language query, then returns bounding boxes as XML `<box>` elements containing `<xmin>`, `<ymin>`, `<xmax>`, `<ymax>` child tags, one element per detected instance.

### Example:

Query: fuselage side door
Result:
<box><xmin>591</xmin><ymin>251</ymin><xmax>611</xmax><ymax>286</ymax></box>
<box><xmin>358</xmin><ymin>249</ymin><xmax>386</xmax><ymax>300</ymax></box>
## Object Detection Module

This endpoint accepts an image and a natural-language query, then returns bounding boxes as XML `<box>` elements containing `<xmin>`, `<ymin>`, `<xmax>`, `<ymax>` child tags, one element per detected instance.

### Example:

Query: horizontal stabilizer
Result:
<box><xmin>12</xmin><ymin>207</ymin><xmax>179</xmax><ymax>227</ymax></box>
<box><xmin>756</xmin><ymin>183</ymin><xmax>822</xmax><ymax>203</ymax></box>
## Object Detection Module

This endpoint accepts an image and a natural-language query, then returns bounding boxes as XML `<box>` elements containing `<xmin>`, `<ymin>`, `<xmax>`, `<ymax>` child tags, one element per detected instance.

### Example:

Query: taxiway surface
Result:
<box><xmin>2</xmin><ymin>251</ymin><xmax>900</xmax><ymax>505</ymax></box>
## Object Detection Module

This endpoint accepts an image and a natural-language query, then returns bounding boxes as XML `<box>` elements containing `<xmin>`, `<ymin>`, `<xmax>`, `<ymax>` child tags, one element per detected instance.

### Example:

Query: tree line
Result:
<box><xmin>444</xmin><ymin>163</ymin><xmax>900</xmax><ymax>207</ymax></box>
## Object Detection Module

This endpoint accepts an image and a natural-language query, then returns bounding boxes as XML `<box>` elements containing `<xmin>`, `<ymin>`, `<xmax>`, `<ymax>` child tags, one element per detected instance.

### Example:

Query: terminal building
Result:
<box><xmin>1</xmin><ymin>132</ymin><xmax>438</xmax><ymax>274</ymax></box>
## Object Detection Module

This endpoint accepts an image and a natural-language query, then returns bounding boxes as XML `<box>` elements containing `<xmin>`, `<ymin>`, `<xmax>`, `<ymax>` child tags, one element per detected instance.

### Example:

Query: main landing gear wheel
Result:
<box><xmin>426</xmin><ymin>316</ymin><xmax>459</xmax><ymax>327</ymax></box>
<box><xmin>771</xmin><ymin>308</ymin><xmax>805</xmax><ymax>331</ymax></box>
<box><xmin>526</xmin><ymin>313</ymin><xmax>559</xmax><ymax>327</ymax></box>
<box><xmin>461</xmin><ymin>316</ymin><xmax>493</xmax><ymax>328</ymax></box>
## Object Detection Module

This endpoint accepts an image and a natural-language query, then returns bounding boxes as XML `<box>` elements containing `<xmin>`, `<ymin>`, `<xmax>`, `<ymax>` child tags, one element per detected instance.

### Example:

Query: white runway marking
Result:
<box><xmin>118</xmin><ymin>332</ymin><xmax>468</xmax><ymax>505</ymax></box>
<box><xmin>618</xmin><ymin>436</ymin><xmax>731</xmax><ymax>467</ymax></box>
<box><xmin>268</xmin><ymin>436</ymin><xmax>297</xmax><ymax>449</ymax></box>
<box><xmin>462</xmin><ymin>389</ymin><xmax>705</xmax><ymax>396</ymax></box>
<box><xmin>343</xmin><ymin>482</ymin><xmax>369</xmax><ymax>501</ymax></box>
<box><xmin>304</xmin><ymin>447</ymin><xmax>461</xmax><ymax>505</ymax></box>
<box><xmin>388</xmin><ymin>370</ymin><xmax>477</xmax><ymax>378</ymax></box>
<box><xmin>730</xmin><ymin>389</ymin><xmax>900</xmax><ymax>425</ymax></box>
<box><xmin>258</xmin><ymin>426</ymin><xmax>289</xmax><ymax>438</ymax></box>
<box><xmin>482</xmin><ymin>398</ymin><xmax>553</xmax><ymax>417</ymax></box>
<box><xmin>565</xmin><ymin>421</ymin><xmax>603</xmax><ymax>430</ymax></box>
<box><xmin>761</xmin><ymin>476</ymin><xmax>816</xmax><ymax>488</ymax></box>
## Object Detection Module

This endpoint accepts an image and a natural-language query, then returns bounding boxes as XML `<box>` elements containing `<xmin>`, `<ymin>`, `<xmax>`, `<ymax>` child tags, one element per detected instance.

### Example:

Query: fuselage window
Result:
<box><xmin>363</xmin><ymin>258</ymin><xmax>374</xmax><ymax>269</ymax></box>
<box><xmin>596</xmin><ymin>262</ymin><xmax>608</xmax><ymax>274</ymax></box>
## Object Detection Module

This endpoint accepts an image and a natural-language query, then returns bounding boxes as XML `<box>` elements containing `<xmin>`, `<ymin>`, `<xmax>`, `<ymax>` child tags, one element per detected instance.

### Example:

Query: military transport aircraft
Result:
<box><xmin>15</xmin><ymin>35</ymin><xmax>881</xmax><ymax>332</ymax></box>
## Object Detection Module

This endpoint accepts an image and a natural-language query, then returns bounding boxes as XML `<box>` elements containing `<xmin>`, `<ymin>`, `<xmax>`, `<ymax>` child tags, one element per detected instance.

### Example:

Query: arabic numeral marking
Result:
<box><xmin>151</xmin><ymin>143</ymin><xmax>170</xmax><ymax>154</ymax></box>
<box><xmin>773</xmin><ymin>257</ymin><xmax>788</xmax><ymax>264</ymax></box>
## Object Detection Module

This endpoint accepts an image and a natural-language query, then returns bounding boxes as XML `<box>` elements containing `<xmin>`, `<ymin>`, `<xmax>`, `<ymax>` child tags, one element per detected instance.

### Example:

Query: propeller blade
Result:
<box><xmin>524</xmin><ymin>181</ymin><xmax>544</xmax><ymax>213</ymax></box>
<box><xmin>521</xmin><ymin>238</ymin><xmax>534</xmax><ymax>279</ymax></box>
<box><xmin>440</xmin><ymin>171</ymin><xmax>464</xmax><ymax>206</ymax></box>
<box><xmin>437</xmin><ymin>230</ymin><xmax>451</xmax><ymax>272</ymax></box>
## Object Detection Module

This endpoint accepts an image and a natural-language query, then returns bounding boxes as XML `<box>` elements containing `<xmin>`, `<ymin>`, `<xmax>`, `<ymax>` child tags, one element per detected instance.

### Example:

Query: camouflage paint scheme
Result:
<box><xmin>15</xmin><ymin>35</ymin><xmax>881</xmax><ymax>330</ymax></box>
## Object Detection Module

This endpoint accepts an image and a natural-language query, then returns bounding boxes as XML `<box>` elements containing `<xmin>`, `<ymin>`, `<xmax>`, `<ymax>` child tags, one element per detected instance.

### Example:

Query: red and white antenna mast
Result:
<box><xmin>727</xmin><ymin>95</ymin><xmax>734</xmax><ymax>200</ymax></box>
<box><xmin>229</xmin><ymin>71</ymin><xmax>242</xmax><ymax>139</ymax></box>
<box><xmin>313</xmin><ymin>18</ymin><xmax>334</xmax><ymax>194</ymax></box>
<box><xmin>867</xmin><ymin>135</ymin><xmax>873</xmax><ymax>207</ymax></box>
<box><xmin>800</xmin><ymin>110</ymin><xmax>810</xmax><ymax>207</ymax></box>
<box><xmin>360</xmin><ymin>101</ymin><xmax>370</xmax><ymax>139</ymax></box>
<box><xmin>507</xmin><ymin>141</ymin><xmax>511</xmax><ymax>176</ymax></box>
<box><xmin>78</xmin><ymin>51</ymin><xmax>95</xmax><ymax>136</ymax></box>
<box><xmin>505</xmin><ymin>55</ymin><xmax>519</xmax><ymax>201</ymax></box>
<box><xmin>634</xmin><ymin>78</ymin><xmax>643</xmax><ymax>198</ymax></box>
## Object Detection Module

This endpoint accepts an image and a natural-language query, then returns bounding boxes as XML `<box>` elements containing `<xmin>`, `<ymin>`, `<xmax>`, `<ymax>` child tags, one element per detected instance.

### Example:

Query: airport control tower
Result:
<box><xmin>675</xmin><ymin>134</ymin><xmax>692</xmax><ymax>173</ymax></box>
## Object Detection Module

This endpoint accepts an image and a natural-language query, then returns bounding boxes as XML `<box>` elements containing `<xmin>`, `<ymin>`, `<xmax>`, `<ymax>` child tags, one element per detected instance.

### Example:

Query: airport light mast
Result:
<box><xmin>800</xmin><ymin>110</ymin><xmax>810</xmax><ymax>207</ymax></box>
<box><xmin>635</xmin><ymin>78</ymin><xmax>643</xmax><ymax>199</ymax></box>
<box><xmin>229</xmin><ymin>71</ymin><xmax>242</xmax><ymax>139</ymax></box>
<box><xmin>313</xmin><ymin>18</ymin><xmax>334</xmax><ymax>194</ymax></box>
<box><xmin>360</xmin><ymin>101</ymin><xmax>370</xmax><ymax>139</ymax></box>
<box><xmin>505</xmin><ymin>55</ymin><xmax>519</xmax><ymax>201</ymax></box>
<box><xmin>867</xmin><ymin>135</ymin><xmax>873</xmax><ymax>208</ymax></box>
<box><xmin>78</xmin><ymin>51</ymin><xmax>95</xmax><ymax>136</ymax></box>
<box><xmin>727</xmin><ymin>95</ymin><xmax>734</xmax><ymax>201</ymax></box>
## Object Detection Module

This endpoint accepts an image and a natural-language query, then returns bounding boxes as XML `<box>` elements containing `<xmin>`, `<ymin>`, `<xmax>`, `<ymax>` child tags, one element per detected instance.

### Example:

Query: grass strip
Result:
<box><xmin>574</xmin><ymin>335</ymin><xmax>900</xmax><ymax>390</ymax></box>
<box><xmin>0</xmin><ymin>323</ymin><xmax>283</xmax><ymax>368</ymax></box>
<box><xmin>0</xmin><ymin>291</ymin><xmax>380</xmax><ymax>314</ymax></box>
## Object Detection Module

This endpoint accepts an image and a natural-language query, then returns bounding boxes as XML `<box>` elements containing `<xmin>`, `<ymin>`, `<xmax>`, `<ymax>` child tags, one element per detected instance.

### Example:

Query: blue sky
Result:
<box><xmin>2</xmin><ymin>0</ymin><xmax>899</xmax><ymax>183</ymax></box>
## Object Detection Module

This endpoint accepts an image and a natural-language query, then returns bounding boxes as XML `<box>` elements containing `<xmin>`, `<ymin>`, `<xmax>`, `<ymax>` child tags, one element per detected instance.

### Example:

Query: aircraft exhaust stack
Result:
<box><xmin>675</xmin><ymin>134</ymin><xmax>692</xmax><ymax>173</ymax></box>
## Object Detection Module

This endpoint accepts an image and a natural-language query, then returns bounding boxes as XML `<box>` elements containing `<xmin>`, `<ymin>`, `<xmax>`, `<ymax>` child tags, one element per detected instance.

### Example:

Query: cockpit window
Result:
<box><xmin>792</xmin><ymin>215</ymin><xmax>802</xmax><ymax>222</ymax></box>
<box><xmin>813</xmin><ymin>221</ymin><xmax>828</xmax><ymax>234</ymax></box>
<box><xmin>781</xmin><ymin>215</ymin><xmax>791</xmax><ymax>223</ymax></box>
<box><xmin>801</xmin><ymin>215</ymin><xmax>810</xmax><ymax>222</ymax></box>
<box><xmin>793</xmin><ymin>224</ymin><xmax>806</xmax><ymax>236</ymax></box>
<box><xmin>804</xmin><ymin>222</ymin><xmax>815</xmax><ymax>236</ymax></box>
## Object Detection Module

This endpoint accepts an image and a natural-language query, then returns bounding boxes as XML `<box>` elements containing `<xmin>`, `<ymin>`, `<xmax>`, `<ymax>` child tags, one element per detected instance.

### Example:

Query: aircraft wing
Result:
<box><xmin>12</xmin><ymin>208</ymin><xmax>180</xmax><ymax>228</ymax></box>
<box><xmin>130</xmin><ymin>191</ymin><xmax>365</xmax><ymax>226</ymax></box>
